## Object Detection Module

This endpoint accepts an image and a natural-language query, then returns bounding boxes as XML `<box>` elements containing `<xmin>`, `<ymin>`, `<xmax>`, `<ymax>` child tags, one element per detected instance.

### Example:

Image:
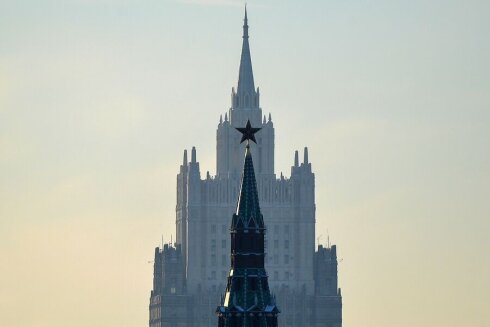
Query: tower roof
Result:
<box><xmin>233</xmin><ymin>145</ymin><xmax>263</xmax><ymax>229</ymax></box>
<box><xmin>237</xmin><ymin>6</ymin><xmax>255</xmax><ymax>96</ymax></box>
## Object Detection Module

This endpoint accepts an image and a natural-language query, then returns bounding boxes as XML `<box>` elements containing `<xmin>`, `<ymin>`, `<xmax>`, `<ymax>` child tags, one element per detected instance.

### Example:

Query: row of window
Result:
<box><xmin>209</xmin><ymin>270</ymin><xmax>292</xmax><ymax>281</ymax></box>
<box><xmin>210</xmin><ymin>239</ymin><xmax>290</xmax><ymax>252</ymax></box>
<box><xmin>210</xmin><ymin>254</ymin><xmax>291</xmax><ymax>266</ymax></box>
<box><xmin>211</xmin><ymin>224</ymin><xmax>291</xmax><ymax>235</ymax></box>
<box><xmin>267</xmin><ymin>254</ymin><xmax>290</xmax><ymax>265</ymax></box>
<box><xmin>210</xmin><ymin>239</ymin><xmax>227</xmax><ymax>251</ymax></box>
<box><xmin>211</xmin><ymin>224</ymin><xmax>228</xmax><ymax>234</ymax></box>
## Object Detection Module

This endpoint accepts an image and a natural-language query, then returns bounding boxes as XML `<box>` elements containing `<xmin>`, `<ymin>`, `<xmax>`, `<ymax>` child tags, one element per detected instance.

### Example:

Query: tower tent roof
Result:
<box><xmin>234</xmin><ymin>145</ymin><xmax>264</xmax><ymax>229</ymax></box>
<box><xmin>237</xmin><ymin>6</ymin><xmax>255</xmax><ymax>96</ymax></box>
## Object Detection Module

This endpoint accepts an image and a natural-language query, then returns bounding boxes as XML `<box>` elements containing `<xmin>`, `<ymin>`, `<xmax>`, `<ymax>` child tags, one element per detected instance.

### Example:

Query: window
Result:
<box><xmin>222</xmin><ymin>225</ymin><xmax>227</xmax><ymax>233</ymax></box>
<box><xmin>211</xmin><ymin>271</ymin><xmax>216</xmax><ymax>280</ymax></box>
<box><xmin>284</xmin><ymin>255</ymin><xmax>289</xmax><ymax>265</ymax></box>
<box><xmin>274</xmin><ymin>240</ymin><xmax>279</xmax><ymax>249</ymax></box>
<box><xmin>284</xmin><ymin>240</ymin><xmax>289</xmax><ymax>249</ymax></box>
<box><xmin>274</xmin><ymin>271</ymin><xmax>279</xmax><ymax>280</ymax></box>
<box><xmin>211</xmin><ymin>239</ymin><xmax>216</xmax><ymax>251</ymax></box>
<box><xmin>274</xmin><ymin>255</ymin><xmax>278</xmax><ymax>264</ymax></box>
<box><xmin>211</xmin><ymin>254</ymin><xmax>216</xmax><ymax>265</ymax></box>
<box><xmin>284</xmin><ymin>225</ymin><xmax>290</xmax><ymax>235</ymax></box>
<box><xmin>222</xmin><ymin>239</ymin><xmax>227</xmax><ymax>249</ymax></box>
<box><xmin>211</xmin><ymin>224</ymin><xmax>217</xmax><ymax>234</ymax></box>
<box><xmin>274</xmin><ymin>225</ymin><xmax>279</xmax><ymax>235</ymax></box>
<box><xmin>222</xmin><ymin>254</ymin><xmax>227</xmax><ymax>266</ymax></box>
<box><xmin>285</xmin><ymin>271</ymin><xmax>290</xmax><ymax>280</ymax></box>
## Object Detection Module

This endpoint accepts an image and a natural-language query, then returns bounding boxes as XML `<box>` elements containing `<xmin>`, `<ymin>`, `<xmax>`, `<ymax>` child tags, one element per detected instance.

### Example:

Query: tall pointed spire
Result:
<box><xmin>234</xmin><ymin>145</ymin><xmax>263</xmax><ymax>228</ymax></box>
<box><xmin>243</xmin><ymin>4</ymin><xmax>249</xmax><ymax>38</ymax></box>
<box><xmin>237</xmin><ymin>5</ymin><xmax>255</xmax><ymax>97</ymax></box>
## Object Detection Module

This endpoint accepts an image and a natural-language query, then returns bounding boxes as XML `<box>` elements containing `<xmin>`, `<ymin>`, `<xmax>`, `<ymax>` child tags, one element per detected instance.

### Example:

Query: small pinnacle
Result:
<box><xmin>191</xmin><ymin>146</ymin><xmax>197</xmax><ymax>163</ymax></box>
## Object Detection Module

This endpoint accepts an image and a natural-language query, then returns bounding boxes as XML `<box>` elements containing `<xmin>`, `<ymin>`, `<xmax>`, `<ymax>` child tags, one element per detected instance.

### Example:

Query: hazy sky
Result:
<box><xmin>1</xmin><ymin>0</ymin><xmax>489</xmax><ymax>326</ymax></box>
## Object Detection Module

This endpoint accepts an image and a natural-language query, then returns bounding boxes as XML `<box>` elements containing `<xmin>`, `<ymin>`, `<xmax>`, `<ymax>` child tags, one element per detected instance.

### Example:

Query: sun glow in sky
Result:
<box><xmin>0</xmin><ymin>1</ymin><xmax>489</xmax><ymax>326</ymax></box>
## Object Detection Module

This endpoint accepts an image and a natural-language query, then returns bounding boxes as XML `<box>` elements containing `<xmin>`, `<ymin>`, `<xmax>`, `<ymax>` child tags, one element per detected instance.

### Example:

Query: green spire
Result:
<box><xmin>234</xmin><ymin>145</ymin><xmax>264</xmax><ymax>229</ymax></box>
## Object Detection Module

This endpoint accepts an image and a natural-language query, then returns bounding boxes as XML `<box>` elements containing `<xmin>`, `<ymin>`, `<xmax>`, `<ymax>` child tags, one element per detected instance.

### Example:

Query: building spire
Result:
<box><xmin>237</xmin><ymin>5</ymin><xmax>255</xmax><ymax>97</ymax></box>
<box><xmin>233</xmin><ymin>144</ymin><xmax>263</xmax><ymax>228</ymax></box>
<box><xmin>244</xmin><ymin>4</ymin><xmax>249</xmax><ymax>38</ymax></box>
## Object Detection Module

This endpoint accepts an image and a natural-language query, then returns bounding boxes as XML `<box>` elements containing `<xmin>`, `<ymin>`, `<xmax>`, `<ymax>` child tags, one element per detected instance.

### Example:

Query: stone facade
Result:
<box><xmin>149</xmin><ymin>9</ymin><xmax>342</xmax><ymax>327</ymax></box>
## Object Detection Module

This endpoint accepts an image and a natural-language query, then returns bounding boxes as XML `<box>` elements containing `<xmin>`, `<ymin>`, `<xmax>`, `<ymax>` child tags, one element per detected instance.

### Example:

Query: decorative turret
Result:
<box><xmin>183</xmin><ymin>149</ymin><xmax>188</xmax><ymax>167</ymax></box>
<box><xmin>149</xmin><ymin>244</ymin><xmax>187</xmax><ymax>327</ymax></box>
<box><xmin>217</xmin><ymin>120</ymin><xmax>279</xmax><ymax>326</ymax></box>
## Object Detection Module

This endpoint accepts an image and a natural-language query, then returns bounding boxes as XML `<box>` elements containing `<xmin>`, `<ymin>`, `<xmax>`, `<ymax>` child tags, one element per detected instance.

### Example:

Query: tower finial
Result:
<box><xmin>244</xmin><ymin>4</ymin><xmax>248</xmax><ymax>39</ymax></box>
<box><xmin>236</xmin><ymin>120</ymin><xmax>261</xmax><ymax>144</ymax></box>
<box><xmin>237</xmin><ymin>4</ymin><xmax>255</xmax><ymax>97</ymax></box>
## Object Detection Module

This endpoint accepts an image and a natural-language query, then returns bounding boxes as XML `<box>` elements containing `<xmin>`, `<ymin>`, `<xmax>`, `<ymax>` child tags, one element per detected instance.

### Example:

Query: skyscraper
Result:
<box><xmin>149</xmin><ymin>8</ymin><xmax>342</xmax><ymax>327</ymax></box>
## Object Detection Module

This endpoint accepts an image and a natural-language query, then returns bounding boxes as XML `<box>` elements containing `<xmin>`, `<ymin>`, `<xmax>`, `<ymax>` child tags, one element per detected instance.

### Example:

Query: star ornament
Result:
<box><xmin>236</xmin><ymin>120</ymin><xmax>261</xmax><ymax>144</ymax></box>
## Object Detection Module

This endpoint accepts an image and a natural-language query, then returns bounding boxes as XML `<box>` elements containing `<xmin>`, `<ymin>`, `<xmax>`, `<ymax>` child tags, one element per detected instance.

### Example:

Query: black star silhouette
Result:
<box><xmin>236</xmin><ymin>120</ymin><xmax>261</xmax><ymax>144</ymax></box>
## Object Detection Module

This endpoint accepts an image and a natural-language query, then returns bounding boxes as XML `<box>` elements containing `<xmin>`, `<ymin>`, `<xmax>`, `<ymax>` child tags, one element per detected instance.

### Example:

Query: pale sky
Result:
<box><xmin>0</xmin><ymin>0</ymin><xmax>489</xmax><ymax>326</ymax></box>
